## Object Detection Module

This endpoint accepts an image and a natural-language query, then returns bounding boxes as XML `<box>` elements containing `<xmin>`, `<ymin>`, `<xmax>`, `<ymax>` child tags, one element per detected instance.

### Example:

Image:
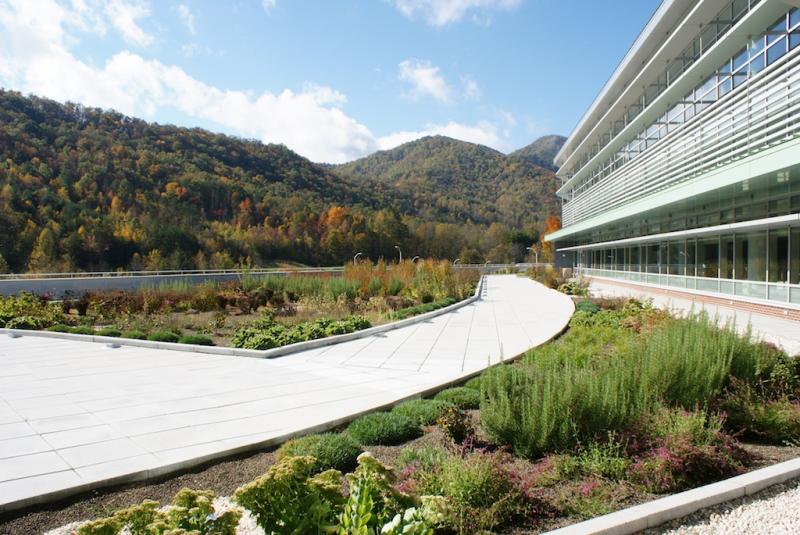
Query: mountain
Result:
<box><xmin>331</xmin><ymin>136</ymin><xmax>560</xmax><ymax>229</ymax></box>
<box><xmin>0</xmin><ymin>90</ymin><xmax>561</xmax><ymax>273</ymax></box>
<box><xmin>509</xmin><ymin>135</ymin><xmax>566</xmax><ymax>171</ymax></box>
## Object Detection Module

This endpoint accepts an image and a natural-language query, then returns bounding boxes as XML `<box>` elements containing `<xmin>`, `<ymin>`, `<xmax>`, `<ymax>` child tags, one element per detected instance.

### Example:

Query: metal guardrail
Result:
<box><xmin>0</xmin><ymin>266</ymin><xmax>345</xmax><ymax>281</ymax></box>
<box><xmin>0</xmin><ymin>263</ymin><xmax>550</xmax><ymax>281</ymax></box>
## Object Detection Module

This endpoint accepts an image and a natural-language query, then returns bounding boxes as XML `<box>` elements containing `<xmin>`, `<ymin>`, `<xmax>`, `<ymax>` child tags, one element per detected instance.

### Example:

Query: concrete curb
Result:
<box><xmin>0</xmin><ymin>276</ymin><xmax>485</xmax><ymax>359</ymax></box>
<box><xmin>0</xmin><ymin>279</ymin><xmax>573</xmax><ymax>515</ymax></box>
<box><xmin>544</xmin><ymin>457</ymin><xmax>800</xmax><ymax>535</ymax></box>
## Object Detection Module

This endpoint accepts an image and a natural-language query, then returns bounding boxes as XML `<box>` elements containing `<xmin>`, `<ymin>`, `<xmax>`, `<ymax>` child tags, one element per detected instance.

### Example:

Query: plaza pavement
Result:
<box><xmin>0</xmin><ymin>274</ymin><xmax>574</xmax><ymax>513</ymax></box>
<box><xmin>590</xmin><ymin>279</ymin><xmax>800</xmax><ymax>355</ymax></box>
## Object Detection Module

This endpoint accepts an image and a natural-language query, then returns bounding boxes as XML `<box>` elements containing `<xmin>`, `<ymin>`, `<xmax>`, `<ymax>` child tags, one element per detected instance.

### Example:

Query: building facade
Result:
<box><xmin>546</xmin><ymin>0</ymin><xmax>800</xmax><ymax>307</ymax></box>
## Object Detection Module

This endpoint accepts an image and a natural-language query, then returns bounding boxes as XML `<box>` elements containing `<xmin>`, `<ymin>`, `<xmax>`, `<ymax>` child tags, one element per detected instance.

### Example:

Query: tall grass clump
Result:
<box><xmin>481</xmin><ymin>308</ymin><xmax>783</xmax><ymax>459</ymax></box>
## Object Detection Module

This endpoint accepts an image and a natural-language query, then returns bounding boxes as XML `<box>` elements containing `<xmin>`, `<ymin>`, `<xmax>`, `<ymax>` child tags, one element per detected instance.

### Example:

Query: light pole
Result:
<box><xmin>526</xmin><ymin>246</ymin><xmax>539</xmax><ymax>265</ymax></box>
<box><xmin>353</xmin><ymin>252</ymin><xmax>363</xmax><ymax>265</ymax></box>
<box><xmin>394</xmin><ymin>245</ymin><xmax>402</xmax><ymax>263</ymax></box>
<box><xmin>453</xmin><ymin>259</ymin><xmax>461</xmax><ymax>265</ymax></box>
<box><xmin>411</xmin><ymin>255</ymin><xmax>420</xmax><ymax>263</ymax></box>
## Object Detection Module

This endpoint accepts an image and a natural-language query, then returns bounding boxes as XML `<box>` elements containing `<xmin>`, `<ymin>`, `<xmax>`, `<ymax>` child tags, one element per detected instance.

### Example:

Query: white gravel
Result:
<box><xmin>648</xmin><ymin>478</ymin><xmax>800</xmax><ymax>535</ymax></box>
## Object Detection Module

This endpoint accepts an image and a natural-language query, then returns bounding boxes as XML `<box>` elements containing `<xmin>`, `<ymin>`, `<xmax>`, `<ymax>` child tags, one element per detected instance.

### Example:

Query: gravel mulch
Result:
<box><xmin>646</xmin><ymin>477</ymin><xmax>800</xmax><ymax>535</ymax></box>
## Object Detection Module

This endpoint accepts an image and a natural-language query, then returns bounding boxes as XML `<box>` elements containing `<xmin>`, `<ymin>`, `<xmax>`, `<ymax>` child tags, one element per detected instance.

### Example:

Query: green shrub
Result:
<box><xmin>393</xmin><ymin>399</ymin><xmax>453</xmax><ymax>426</ymax></box>
<box><xmin>406</xmin><ymin>450</ymin><xmax>524</xmax><ymax>532</ymax></box>
<box><xmin>232</xmin><ymin>316</ymin><xmax>371</xmax><ymax>350</ymax></box>
<box><xmin>46</xmin><ymin>324</ymin><xmax>71</xmax><ymax>333</ymax></box>
<box><xmin>147</xmin><ymin>331</ymin><xmax>180</xmax><ymax>343</ymax></box>
<box><xmin>722</xmin><ymin>392</ymin><xmax>800</xmax><ymax>444</ymax></box>
<box><xmin>348</xmin><ymin>412</ymin><xmax>421</xmax><ymax>445</ymax></box>
<box><xmin>464</xmin><ymin>375</ymin><xmax>482</xmax><ymax>391</ymax></box>
<box><xmin>277</xmin><ymin>433</ymin><xmax>363</xmax><ymax>473</ymax></box>
<box><xmin>625</xmin><ymin>408</ymin><xmax>750</xmax><ymax>493</ymax></box>
<box><xmin>96</xmin><ymin>327</ymin><xmax>121</xmax><ymax>337</ymax></box>
<box><xmin>121</xmin><ymin>330</ymin><xmax>147</xmax><ymax>340</ymax></box>
<box><xmin>481</xmin><ymin>312</ymin><xmax>784</xmax><ymax>459</ymax></box>
<box><xmin>178</xmin><ymin>334</ymin><xmax>214</xmax><ymax>346</ymax></box>
<box><xmin>69</xmin><ymin>325</ymin><xmax>95</xmax><ymax>335</ymax></box>
<box><xmin>575</xmin><ymin>299</ymin><xmax>600</xmax><ymax>314</ymax></box>
<box><xmin>434</xmin><ymin>387</ymin><xmax>480</xmax><ymax>410</ymax></box>
<box><xmin>387</xmin><ymin>278</ymin><xmax>405</xmax><ymax>296</ymax></box>
<box><xmin>388</xmin><ymin>297</ymin><xmax>458</xmax><ymax>321</ymax></box>
<box><xmin>5</xmin><ymin>315</ymin><xmax>48</xmax><ymax>330</ymax></box>
<box><xmin>555</xmin><ymin>437</ymin><xmax>629</xmax><ymax>481</ymax></box>
<box><xmin>233</xmin><ymin>455</ymin><xmax>344</xmax><ymax>534</ymax></box>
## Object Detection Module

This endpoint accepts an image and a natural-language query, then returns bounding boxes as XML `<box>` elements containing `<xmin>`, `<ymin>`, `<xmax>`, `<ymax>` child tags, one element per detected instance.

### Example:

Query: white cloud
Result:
<box><xmin>104</xmin><ymin>0</ymin><xmax>153</xmax><ymax>46</ymax></box>
<box><xmin>378</xmin><ymin>120</ymin><xmax>507</xmax><ymax>151</ymax></box>
<box><xmin>461</xmin><ymin>75</ymin><xmax>480</xmax><ymax>100</ymax></box>
<box><xmin>398</xmin><ymin>59</ymin><xmax>451</xmax><ymax>103</ymax></box>
<box><xmin>261</xmin><ymin>0</ymin><xmax>276</xmax><ymax>12</ymax></box>
<box><xmin>0</xmin><ymin>0</ymin><xmax>515</xmax><ymax>162</ymax></box>
<box><xmin>392</xmin><ymin>0</ymin><xmax>520</xmax><ymax>27</ymax></box>
<box><xmin>176</xmin><ymin>3</ymin><xmax>195</xmax><ymax>35</ymax></box>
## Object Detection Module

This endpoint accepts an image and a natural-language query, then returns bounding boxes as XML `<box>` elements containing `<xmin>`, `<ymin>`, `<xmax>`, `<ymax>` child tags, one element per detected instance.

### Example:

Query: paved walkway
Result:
<box><xmin>590</xmin><ymin>280</ymin><xmax>800</xmax><ymax>355</ymax></box>
<box><xmin>0</xmin><ymin>275</ymin><xmax>573</xmax><ymax>513</ymax></box>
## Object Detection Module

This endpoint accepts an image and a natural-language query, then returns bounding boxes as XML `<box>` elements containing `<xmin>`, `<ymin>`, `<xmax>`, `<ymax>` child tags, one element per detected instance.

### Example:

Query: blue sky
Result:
<box><xmin>0</xmin><ymin>0</ymin><xmax>660</xmax><ymax>162</ymax></box>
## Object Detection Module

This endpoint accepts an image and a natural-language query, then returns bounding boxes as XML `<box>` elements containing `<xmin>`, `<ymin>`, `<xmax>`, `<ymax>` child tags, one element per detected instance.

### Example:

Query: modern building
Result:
<box><xmin>546</xmin><ymin>0</ymin><xmax>800</xmax><ymax>308</ymax></box>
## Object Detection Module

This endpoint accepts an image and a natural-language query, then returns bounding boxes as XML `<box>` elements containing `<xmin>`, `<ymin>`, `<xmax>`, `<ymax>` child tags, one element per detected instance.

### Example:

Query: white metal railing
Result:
<box><xmin>579</xmin><ymin>266</ymin><xmax>800</xmax><ymax>306</ymax></box>
<box><xmin>563</xmin><ymin>44</ymin><xmax>800</xmax><ymax>227</ymax></box>
<box><xmin>0</xmin><ymin>266</ymin><xmax>346</xmax><ymax>281</ymax></box>
<box><xmin>0</xmin><ymin>263</ymin><xmax>548</xmax><ymax>282</ymax></box>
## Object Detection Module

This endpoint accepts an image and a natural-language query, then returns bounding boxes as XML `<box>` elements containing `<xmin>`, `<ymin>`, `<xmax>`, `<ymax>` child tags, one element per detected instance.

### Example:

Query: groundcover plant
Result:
<box><xmin>63</xmin><ymin>296</ymin><xmax>800</xmax><ymax>534</ymax></box>
<box><xmin>0</xmin><ymin>260</ymin><xmax>478</xmax><ymax>349</ymax></box>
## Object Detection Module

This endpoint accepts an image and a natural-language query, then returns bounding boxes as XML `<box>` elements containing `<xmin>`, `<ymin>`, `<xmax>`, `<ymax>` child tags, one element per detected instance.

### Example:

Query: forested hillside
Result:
<box><xmin>0</xmin><ymin>90</ymin><xmax>560</xmax><ymax>273</ymax></box>
<box><xmin>331</xmin><ymin>136</ymin><xmax>561</xmax><ymax>229</ymax></box>
<box><xmin>509</xmin><ymin>135</ymin><xmax>566</xmax><ymax>171</ymax></box>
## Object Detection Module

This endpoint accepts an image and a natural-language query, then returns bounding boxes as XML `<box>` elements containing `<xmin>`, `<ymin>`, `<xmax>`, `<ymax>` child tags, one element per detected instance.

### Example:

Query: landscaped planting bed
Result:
<box><xmin>6</xmin><ymin>296</ymin><xmax>800</xmax><ymax>535</ymax></box>
<box><xmin>0</xmin><ymin>260</ymin><xmax>478</xmax><ymax>349</ymax></box>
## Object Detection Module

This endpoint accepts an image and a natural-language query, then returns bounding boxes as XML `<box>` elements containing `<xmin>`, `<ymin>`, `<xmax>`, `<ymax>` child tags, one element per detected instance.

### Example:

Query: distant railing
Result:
<box><xmin>0</xmin><ymin>266</ymin><xmax>345</xmax><ymax>281</ymax></box>
<box><xmin>0</xmin><ymin>263</ymin><xmax>551</xmax><ymax>282</ymax></box>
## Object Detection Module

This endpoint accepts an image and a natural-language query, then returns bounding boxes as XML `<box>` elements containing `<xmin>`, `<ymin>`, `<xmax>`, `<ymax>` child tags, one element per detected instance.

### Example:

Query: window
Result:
<box><xmin>721</xmin><ymin>236</ymin><xmax>734</xmax><ymax>279</ymax></box>
<box><xmin>767</xmin><ymin>36</ymin><xmax>787</xmax><ymax>64</ymax></box>
<box><xmin>768</xmin><ymin>229</ymin><xmax>789</xmax><ymax>283</ymax></box>
<box><xmin>792</xmin><ymin>229</ymin><xmax>800</xmax><ymax>285</ymax></box>
<box><xmin>699</xmin><ymin>238</ymin><xmax>719</xmax><ymax>278</ymax></box>
<box><xmin>735</xmin><ymin>232</ymin><xmax>766</xmax><ymax>281</ymax></box>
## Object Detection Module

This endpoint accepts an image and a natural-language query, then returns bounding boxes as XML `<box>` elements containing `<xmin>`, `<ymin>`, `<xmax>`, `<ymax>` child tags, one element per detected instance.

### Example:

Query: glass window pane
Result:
<box><xmin>699</xmin><ymin>237</ymin><xmax>719</xmax><ymax>278</ymax></box>
<box><xmin>767</xmin><ymin>37</ymin><xmax>787</xmax><ymax>64</ymax></box>
<box><xmin>735</xmin><ymin>232</ymin><xmax>766</xmax><ymax>281</ymax></box>
<box><xmin>721</xmin><ymin>236</ymin><xmax>734</xmax><ymax>279</ymax></box>
<box><xmin>768</xmin><ymin>229</ymin><xmax>789</xmax><ymax>283</ymax></box>
<box><xmin>792</xmin><ymin>229</ymin><xmax>800</xmax><ymax>285</ymax></box>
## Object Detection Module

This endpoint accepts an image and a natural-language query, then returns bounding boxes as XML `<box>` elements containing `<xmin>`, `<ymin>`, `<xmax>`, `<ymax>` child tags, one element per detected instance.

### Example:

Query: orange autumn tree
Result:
<box><xmin>540</xmin><ymin>215</ymin><xmax>561</xmax><ymax>262</ymax></box>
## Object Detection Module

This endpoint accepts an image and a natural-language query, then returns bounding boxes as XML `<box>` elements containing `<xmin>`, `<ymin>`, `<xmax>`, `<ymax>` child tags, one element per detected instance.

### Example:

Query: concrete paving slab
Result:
<box><xmin>0</xmin><ymin>275</ymin><xmax>573</xmax><ymax>512</ymax></box>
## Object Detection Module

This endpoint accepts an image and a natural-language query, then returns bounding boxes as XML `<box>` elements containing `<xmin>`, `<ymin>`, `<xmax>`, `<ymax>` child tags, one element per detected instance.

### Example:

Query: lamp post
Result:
<box><xmin>411</xmin><ymin>256</ymin><xmax>420</xmax><ymax>263</ymax></box>
<box><xmin>394</xmin><ymin>245</ymin><xmax>402</xmax><ymax>263</ymax></box>
<box><xmin>526</xmin><ymin>246</ymin><xmax>539</xmax><ymax>265</ymax></box>
<box><xmin>453</xmin><ymin>259</ymin><xmax>461</xmax><ymax>265</ymax></box>
<box><xmin>353</xmin><ymin>252</ymin><xmax>363</xmax><ymax>265</ymax></box>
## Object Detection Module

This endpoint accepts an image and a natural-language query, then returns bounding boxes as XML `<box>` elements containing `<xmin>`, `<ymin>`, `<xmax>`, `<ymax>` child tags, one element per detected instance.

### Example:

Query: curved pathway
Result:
<box><xmin>0</xmin><ymin>275</ymin><xmax>573</xmax><ymax>513</ymax></box>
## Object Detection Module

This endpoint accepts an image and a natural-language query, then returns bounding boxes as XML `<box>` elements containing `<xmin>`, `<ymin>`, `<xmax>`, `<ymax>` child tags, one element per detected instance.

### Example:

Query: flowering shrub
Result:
<box><xmin>624</xmin><ymin>408</ymin><xmax>750</xmax><ymax>493</ymax></box>
<box><xmin>436</xmin><ymin>406</ymin><xmax>475</xmax><ymax>445</ymax></box>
